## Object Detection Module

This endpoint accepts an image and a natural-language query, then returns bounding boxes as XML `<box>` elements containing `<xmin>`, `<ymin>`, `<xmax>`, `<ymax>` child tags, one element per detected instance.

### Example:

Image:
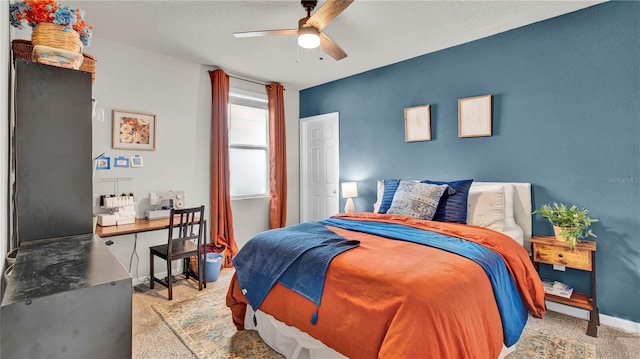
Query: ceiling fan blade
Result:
<box><xmin>307</xmin><ymin>0</ymin><xmax>354</xmax><ymax>30</ymax></box>
<box><xmin>233</xmin><ymin>29</ymin><xmax>298</xmax><ymax>38</ymax></box>
<box><xmin>319</xmin><ymin>32</ymin><xmax>347</xmax><ymax>61</ymax></box>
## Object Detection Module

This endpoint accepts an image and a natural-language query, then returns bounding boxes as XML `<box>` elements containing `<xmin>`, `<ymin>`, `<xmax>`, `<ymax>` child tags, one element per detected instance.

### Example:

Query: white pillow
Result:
<box><xmin>467</xmin><ymin>184</ymin><xmax>505</xmax><ymax>232</ymax></box>
<box><xmin>502</xmin><ymin>183</ymin><xmax>517</xmax><ymax>229</ymax></box>
<box><xmin>373</xmin><ymin>180</ymin><xmax>384</xmax><ymax>212</ymax></box>
<box><xmin>501</xmin><ymin>220</ymin><xmax>525</xmax><ymax>246</ymax></box>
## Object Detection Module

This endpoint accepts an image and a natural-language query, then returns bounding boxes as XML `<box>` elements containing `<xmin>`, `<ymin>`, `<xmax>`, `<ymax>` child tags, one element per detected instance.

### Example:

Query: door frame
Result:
<box><xmin>300</xmin><ymin>112</ymin><xmax>339</xmax><ymax>222</ymax></box>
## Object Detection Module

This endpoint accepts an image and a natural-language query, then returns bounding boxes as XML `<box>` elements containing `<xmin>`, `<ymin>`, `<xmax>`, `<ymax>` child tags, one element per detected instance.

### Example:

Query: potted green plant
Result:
<box><xmin>533</xmin><ymin>202</ymin><xmax>598</xmax><ymax>248</ymax></box>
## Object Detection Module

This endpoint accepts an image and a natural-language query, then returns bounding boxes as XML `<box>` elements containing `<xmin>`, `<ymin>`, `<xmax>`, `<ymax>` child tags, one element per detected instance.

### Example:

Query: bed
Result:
<box><xmin>226</xmin><ymin>181</ymin><xmax>546</xmax><ymax>359</ymax></box>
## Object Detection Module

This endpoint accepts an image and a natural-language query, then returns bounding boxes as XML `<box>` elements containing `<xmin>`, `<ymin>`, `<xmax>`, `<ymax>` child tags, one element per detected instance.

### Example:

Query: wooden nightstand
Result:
<box><xmin>530</xmin><ymin>235</ymin><xmax>599</xmax><ymax>337</ymax></box>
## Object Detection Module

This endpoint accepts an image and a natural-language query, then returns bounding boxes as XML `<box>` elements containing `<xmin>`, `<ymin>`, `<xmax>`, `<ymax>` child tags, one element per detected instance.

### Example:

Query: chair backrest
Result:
<box><xmin>167</xmin><ymin>205</ymin><xmax>205</xmax><ymax>253</ymax></box>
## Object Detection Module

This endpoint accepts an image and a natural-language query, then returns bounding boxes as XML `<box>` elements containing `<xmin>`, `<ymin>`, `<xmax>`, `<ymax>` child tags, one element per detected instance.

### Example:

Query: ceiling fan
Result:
<box><xmin>232</xmin><ymin>0</ymin><xmax>354</xmax><ymax>61</ymax></box>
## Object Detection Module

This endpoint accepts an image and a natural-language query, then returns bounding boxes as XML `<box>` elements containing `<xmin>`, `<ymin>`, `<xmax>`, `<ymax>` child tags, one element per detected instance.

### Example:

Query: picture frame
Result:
<box><xmin>130</xmin><ymin>155</ymin><xmax>144</xmax><ymax>168</ymax></box>
<box><xmin>458</xmin><ymin>95</ymin><xmax>492</xmax><ymax>138</ymax></box>
<box><xmin>95</xmin><ymin>156</ymin><xmax>110</xmax><ymax>170</ymax></box>
<box><xmin>113</xmin><ymin>156</ymin><xmax>130</xmax><ymax>168</ymax></box>
<box><xmin>112</xmin><ymin>109</ymin><xmax>156</xmax><ymax>150</ymax></box>
<box><xmin>404</xmin><ymin>104</ymin><xmax>431</xmax><ymax>142</ymax></box>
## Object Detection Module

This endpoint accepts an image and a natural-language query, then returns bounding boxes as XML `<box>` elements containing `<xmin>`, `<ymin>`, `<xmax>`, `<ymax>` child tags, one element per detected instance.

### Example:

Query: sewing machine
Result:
<box><xmin>145</xmin><ymin>190</ymin><xmax>185</xmax><ymax>220</ymax></box>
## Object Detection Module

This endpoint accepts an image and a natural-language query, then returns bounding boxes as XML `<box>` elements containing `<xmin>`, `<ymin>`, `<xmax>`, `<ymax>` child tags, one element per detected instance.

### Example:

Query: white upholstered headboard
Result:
<box><xmin>471</xmin><ymin>182</ymin><xmax>532</xmax><ymax>250</ymax></box>
<box><xmin>374</xmin><ymin>180</ymin><xmax>533</xmax><ymax>250</ymax></box>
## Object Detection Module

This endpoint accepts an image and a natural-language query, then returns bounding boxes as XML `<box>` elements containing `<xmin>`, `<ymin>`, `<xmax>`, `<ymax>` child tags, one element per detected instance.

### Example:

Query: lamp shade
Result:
<box><xmin>341</xmin><ymin>182</ymin><xmax>358</xmax><ymax>198</ymax></box>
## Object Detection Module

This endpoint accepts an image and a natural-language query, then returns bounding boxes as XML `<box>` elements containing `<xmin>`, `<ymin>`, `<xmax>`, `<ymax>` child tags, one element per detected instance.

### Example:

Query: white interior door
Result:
<box><xmin>300</xmin><ymin>112</ymin><xmax>339</xmax><ymax>222</ymax></box>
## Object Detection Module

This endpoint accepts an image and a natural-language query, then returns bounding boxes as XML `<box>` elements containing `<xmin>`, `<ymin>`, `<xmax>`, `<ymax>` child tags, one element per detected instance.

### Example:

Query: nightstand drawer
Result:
<box><xmin>533</xmin><ymin>243</ymin><xmax>592</xmax><ymax>270</ymax></box>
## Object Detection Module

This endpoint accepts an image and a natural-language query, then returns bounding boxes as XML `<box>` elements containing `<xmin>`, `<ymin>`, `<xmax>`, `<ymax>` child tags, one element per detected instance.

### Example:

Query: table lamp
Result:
<box><xmin>342</xmin><ymin>182</ymin><xmax>358</xmax><ymax>213</ymax></box>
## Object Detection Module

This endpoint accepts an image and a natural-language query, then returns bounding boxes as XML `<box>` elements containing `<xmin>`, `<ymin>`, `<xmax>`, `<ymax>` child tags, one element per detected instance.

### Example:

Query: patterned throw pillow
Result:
<box><xmin>387</xmin><ymin>181</ymin><xmax>448</xmax><ymax>220</ymax></box>
<box><xmin>421</xmin><ymin>179</ymin><xmax>474</xmax><ymax>224</ymax></box>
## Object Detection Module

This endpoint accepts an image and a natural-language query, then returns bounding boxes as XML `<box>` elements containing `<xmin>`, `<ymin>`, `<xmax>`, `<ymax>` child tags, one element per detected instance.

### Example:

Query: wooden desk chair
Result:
<box><xmin>149</xmin><ymin>206</ymin><xmax>205</xmax><ymax>300</ymax></box>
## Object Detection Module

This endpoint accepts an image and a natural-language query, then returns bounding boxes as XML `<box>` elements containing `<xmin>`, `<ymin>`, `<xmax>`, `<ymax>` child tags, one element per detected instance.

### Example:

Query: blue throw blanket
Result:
<box><xmin>233</xmin><ymin>222</ymin><xmax>360</xmax><ymax>324</ymax></box>
<box><xmin>320</xmin><ymin>218</ymin><xmax>528</xmax><ymax>347</ymax></box>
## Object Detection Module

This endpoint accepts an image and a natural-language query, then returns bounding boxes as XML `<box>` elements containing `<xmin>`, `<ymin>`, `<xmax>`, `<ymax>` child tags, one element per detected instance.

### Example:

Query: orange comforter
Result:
<box><xmin>227</xmin><ymin>213</ymin><xmax>546</xmax><ymax>359</ymax></box>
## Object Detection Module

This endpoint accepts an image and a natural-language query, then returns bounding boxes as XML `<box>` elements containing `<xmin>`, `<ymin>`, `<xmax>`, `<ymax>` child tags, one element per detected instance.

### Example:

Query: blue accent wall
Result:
<box><xmin>300</xmin><ymin>2</ymin><xmax>639</xmax><ymax>323</ymax></box>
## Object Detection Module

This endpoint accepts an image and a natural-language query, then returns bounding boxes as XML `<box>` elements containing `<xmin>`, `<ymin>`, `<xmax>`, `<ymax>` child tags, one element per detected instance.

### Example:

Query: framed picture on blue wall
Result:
<box><xmin>404</xmin><ymin>104</ymin><xmax>431</xmax><ymax>142</ymax></box>
<box><xmin>458</xmin><ymin>95</ymin><xmax>492</xmax><ymax>138</ymax></box>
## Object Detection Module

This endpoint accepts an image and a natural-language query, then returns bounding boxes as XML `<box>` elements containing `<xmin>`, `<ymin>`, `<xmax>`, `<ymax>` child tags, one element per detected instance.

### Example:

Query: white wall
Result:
<box><xmin>90</xmin><ymin>39</ymin><xmax>207</xmax><ymax>218</ymax></box>
<box><xmin>87</xmin><ymin>38</ymin><xmax>208</xmax><ymax>283</ymax></box>
<box><xmin>92</xmin><ymin>37</ymin><xmax>300</xmax><ymax>284</ymax></box>
<box><xmin>5</xmin><ymin>26</ymin><xmax>300</xmax><ymax>285</ymax></box>
<box><xmin>1</xmin><ymin>0</ymin><xmax>10</xmax><ymax>292</ymax></box>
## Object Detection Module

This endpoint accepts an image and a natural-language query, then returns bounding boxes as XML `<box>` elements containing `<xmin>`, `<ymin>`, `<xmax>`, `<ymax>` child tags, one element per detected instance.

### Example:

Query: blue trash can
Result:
<box><xmin>204</xmin><ymin>253</ymin><xmax>223</xmax><ymax>282</ymax></box>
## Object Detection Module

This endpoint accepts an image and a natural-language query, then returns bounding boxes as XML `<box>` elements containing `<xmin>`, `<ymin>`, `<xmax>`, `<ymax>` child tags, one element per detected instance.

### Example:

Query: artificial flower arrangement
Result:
<box><xmin>9</xmin><ymin>0</ymin><xmax>93</xmax><ymax>47</ymax></box>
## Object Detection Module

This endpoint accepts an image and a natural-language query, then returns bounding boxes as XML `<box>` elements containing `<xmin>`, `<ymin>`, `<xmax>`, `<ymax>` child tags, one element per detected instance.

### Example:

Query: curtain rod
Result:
<box><xmin>229</xmin><ymin>73</ymin><xmax>271</xmax><ymax>86</ymax></box>
<box><xmin>209</xmin><ymin>66</ymin><xmax>273</xmax><ymax>87</ymax></box>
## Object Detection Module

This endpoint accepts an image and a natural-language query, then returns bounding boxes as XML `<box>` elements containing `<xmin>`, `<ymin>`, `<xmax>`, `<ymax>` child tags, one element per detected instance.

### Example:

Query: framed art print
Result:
<box><xmin>112</xmin><ymin>109</ymin><xmax>156</xmax><ymax>150</ymax></box>
<box><xmin>95</xmin><ymin>156</ymin><xmax>110</xmax><ymax>170</ymax></box>
<box><xmin>404</xmin><ymin>104</ymin><xmax>431</xmax><ymax>142</ymax></box>
<box><xmin>130</xmin><ymin>155</ymin><xmax>144</xmax><ymax>168</ymax></box>
<box><xmin>113</xmin><ymin>156</ymin><xmax>130</xmax><ymax>168</ymax></box>
<box><xmin>458</xmin><ymin>95</ymin><xmax>492</xmax><ymax>138</ymax></box>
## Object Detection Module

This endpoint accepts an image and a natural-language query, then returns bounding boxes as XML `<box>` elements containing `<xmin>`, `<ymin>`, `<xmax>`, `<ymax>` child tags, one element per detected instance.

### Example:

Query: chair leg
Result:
<box><xmin>167</xmin><ymin>259</ymin><xmax>173</xmax><ymax>301</ymax></box>
<box><xmin>198</xmin><ymin>252</ymin><xmax>203</xmax><ymax>291</ymax></box>
<box><xmin>149</xmin><ymin>252</ymin><xmax>155</xmax><ymax>289</ymax></box>
<box><xmin>184</xmin><ymin>257</ymin><xmax>190</xmax><ymax>279</ymax></box>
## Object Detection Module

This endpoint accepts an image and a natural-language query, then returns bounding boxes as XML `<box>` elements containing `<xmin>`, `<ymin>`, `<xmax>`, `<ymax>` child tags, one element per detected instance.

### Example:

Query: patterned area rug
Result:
<box><xmin>152</xmin><ymin>269</ymin><xmax>283</xmax><ymax>359</ymax></box>
<box><xmin>511</xmin><ymin>328</ymin><xmax>598</xmax><ymax>359</ymax></box>
<box><xmin>153</xmin><ymin>269</ymin><xmax>598</xmax><ymax>359</ymax></box>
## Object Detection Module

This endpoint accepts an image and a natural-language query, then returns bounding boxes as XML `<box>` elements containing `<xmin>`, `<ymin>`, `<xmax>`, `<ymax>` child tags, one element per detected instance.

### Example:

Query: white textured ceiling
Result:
<box><xmin>69</xmin><ymin>0</ymin><xmax>603</xmax><ymax>90</ymax></box>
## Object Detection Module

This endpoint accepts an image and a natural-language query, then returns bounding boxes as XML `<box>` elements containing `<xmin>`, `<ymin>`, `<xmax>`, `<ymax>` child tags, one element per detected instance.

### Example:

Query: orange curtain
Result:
<box><xmin>267</xmin><ymin>82</ymin><xmax>287</xmax><ymax>229</ymax></box>
<box><xmin>210</xmin><ymin>69</ymin><xmax>237</xmax><ymax>268</ymax></box>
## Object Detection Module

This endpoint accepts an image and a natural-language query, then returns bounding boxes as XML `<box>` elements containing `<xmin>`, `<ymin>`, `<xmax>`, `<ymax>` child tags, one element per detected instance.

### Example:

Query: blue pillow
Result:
<box><xmin>421</xmin><ymin>179</ymin><xmax>474</xmax><ymax>223</ymax></box>
<box><xmin>377</xmin><ymin>179</ymin><xmax>400</xmax><ymax>213</ymax></box>
<box><xmin>387</xmin><ymin>181</ymin><xmax>448</xmax><ymax>220</ymax></box>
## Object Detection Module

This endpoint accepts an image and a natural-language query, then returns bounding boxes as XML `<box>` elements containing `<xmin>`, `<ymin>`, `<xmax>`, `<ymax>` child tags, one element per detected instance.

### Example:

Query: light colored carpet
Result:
<box><xmin>133</xmin><ymin>268</ymin><xmax>639</xmax><ymax>359</ymax></box>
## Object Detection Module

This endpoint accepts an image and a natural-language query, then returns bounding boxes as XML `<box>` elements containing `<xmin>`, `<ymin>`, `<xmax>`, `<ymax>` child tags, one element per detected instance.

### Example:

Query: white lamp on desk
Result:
<box><xmin>342</xmin><ymin>182</ymin><xmax>358</xmax><ymax>213</ymax></box>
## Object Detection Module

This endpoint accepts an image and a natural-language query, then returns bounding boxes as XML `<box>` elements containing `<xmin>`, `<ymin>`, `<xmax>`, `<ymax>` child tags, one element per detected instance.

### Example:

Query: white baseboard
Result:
<box><xmin>131</xmin><ymin>264</ymin><xmax>184</xmax><ymax>286</ymax></box>
<box><xmin>546</xmin><ymin>301</ymin><xmax>640</xmax><ymax>334</ymax></box>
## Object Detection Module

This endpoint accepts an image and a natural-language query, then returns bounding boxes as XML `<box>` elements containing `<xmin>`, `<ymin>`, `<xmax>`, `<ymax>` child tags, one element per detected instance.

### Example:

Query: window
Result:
<box><xmin>228</xmin><ymin>89</ymin><xmax>269</xmax><ymax>199</ymax></box>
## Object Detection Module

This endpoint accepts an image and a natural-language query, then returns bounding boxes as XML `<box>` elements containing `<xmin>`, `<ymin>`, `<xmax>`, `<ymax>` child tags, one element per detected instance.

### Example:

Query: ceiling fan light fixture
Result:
<box><xmin>233</xmin><ymin>0</ymin><xmax>351</xmax><ymax>60</ymax></box>
<box><xmin>298</xmin><ymin>26</ymin><xmax>320</xmax><ymax>49</ymax></box>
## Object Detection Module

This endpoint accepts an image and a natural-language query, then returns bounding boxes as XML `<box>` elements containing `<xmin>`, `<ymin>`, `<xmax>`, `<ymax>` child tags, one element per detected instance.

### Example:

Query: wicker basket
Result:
<box><xmin>31</xmin><ymin>23</ymin><xmax>82</xmax><ymax>54</ymax></box>
<box><xmin>11</xmin><ymin>39</ymin><xmax>33</xmax><ymax>62</ymax></box>
<box><xmin>79</xmin><ymin>53</ymin><xmax>97</xmax><ymax>82</ymax></box>
<box><xmin>12</xmin><ymin>39</ymin><xmax>96</xmax><ymax>83</ymax></box>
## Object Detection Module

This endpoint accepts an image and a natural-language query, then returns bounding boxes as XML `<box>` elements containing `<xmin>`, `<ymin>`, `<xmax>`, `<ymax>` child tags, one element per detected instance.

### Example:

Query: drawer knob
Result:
<box><xmin>558</xmin><ymin>253</ymin><xmax>564</xmax><ymax>258</ymax></box>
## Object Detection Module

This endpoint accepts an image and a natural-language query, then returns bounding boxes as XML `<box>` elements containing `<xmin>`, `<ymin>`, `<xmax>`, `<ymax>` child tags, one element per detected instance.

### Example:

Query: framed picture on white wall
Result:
<box><xmin>130</xmin><ymin>155</ymin><xmax>144</xmax><ymax>168</ymax></box>
<box><xmin>458</xmin><ymin>95</ymin><xmax>492</xmax><ymax>138</ymax></box>
<box><xmin>112</xmin><ymin>109</ymin><xmax>156</xmax><ymax>150</ymax></box>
